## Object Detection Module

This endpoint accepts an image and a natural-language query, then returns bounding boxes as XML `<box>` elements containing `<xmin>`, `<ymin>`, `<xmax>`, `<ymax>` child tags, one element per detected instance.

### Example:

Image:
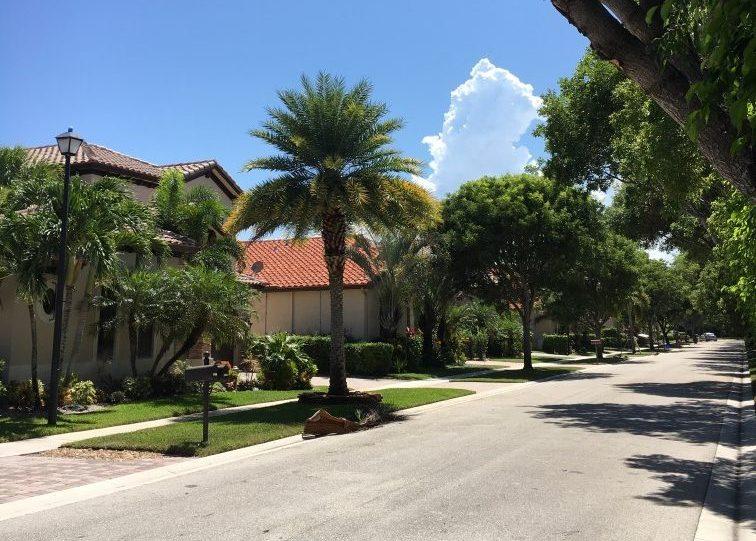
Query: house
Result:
<box><xmin>0</xmin><ymin>142</ymin><xmax>243</xmax><ymax>382</ymax></box>
<box><xmin>238</xmin><ymin>237</ymin><xmax>382</xmax><ymax>340</ymax></box>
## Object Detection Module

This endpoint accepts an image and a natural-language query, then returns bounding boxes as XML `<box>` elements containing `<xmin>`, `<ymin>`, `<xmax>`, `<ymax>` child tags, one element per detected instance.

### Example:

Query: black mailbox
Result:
<box><xmin>185</xmin><ymin>363</ymin><xmax>228</xmax><ymax>383</ymax></box>
<box><xmin>184</xmin><ymin>353</ymin><xmax>230</xmax><ymax>445</ymax></box>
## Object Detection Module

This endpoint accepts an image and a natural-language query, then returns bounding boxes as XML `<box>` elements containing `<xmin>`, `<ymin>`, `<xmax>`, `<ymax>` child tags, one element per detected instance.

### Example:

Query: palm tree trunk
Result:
<box><xmin>128</xmin><ymin>320</ymin><xmax>138</xmax><ymax>377</ymax></box>
<box><xmin>67</xmin><ymin>267</ymin><xmax>96</xmax><ymax>381</ymax></box>
<box><xmin>60</xmin><ymin>283</ymin><xmax>76</xmax><ymax>382</ymax></box>
<box><xmin>156</xmin><ymin>324</ymin><xmax>205</xmax><ymax>378</ymax></box>
<box><xmin>27</xmin><ymin>303</ymin><xmax>42</xmax><ymax>414</ymax></box>
<box><xmin>150</xmin><ymin>340</ymin><xmax>172</xmax><ymax>377</ymax></box>
<box><xmin>322</xmin><ymin>210</ymin><xmax>348</xmax><ymax>396</ymax></box>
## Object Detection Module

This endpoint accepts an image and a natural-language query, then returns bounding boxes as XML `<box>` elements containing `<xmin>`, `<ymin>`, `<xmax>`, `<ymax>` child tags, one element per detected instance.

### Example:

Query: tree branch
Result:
<box><xmin>550</xmin><ymin>0</ymin><xmax>756</xmax><ymax>202</ymax></box>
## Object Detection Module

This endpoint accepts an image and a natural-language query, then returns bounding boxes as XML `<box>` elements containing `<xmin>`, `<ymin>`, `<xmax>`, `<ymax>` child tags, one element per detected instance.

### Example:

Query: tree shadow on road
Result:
<box><xmin>615</xmin><ymin>381</ymin><xmax>736</xmax><ymax>400</ymax></box>
<box><xmin>529</xmin><ymin>400</ymin><xmax>727</xmax><ymax>446</ymax></box>
<box><xmin>625</xmin><ymin>451</ymin><xmax>755</xmax><ymax>532</ymax></box>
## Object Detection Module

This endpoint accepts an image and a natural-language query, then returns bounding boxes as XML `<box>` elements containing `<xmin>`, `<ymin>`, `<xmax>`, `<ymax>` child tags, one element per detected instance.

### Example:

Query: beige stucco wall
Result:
<box><xmin>0</xmin><ymin>171</ymin><xmax>235</xmax><ymax>383</ymax></box>
<box><xmin>250</xmin><ymin>287</ymin><xmax>381</xmax><ymax>341</ymax></box>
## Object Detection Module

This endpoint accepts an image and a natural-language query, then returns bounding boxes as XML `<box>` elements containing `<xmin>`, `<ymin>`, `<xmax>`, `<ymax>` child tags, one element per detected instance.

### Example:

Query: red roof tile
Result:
<box><xmin>25</xmin><ymin>143</ymin><xmax>242</xmax><ymax>197</ymax></box>
<box><xmin>240</xmin><ymin>237</ymin><xmax>371</xmax><ymax>291</ymax></box>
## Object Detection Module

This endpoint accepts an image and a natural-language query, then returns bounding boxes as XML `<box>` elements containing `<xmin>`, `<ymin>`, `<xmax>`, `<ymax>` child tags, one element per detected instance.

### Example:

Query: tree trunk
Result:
<box><xmin>420</xmin><ymin>297</ymin><xmax>436</xmax><ymax>366</ymax></box>
<box><xmin>27</xmin><ymin>303</ymin><xmax>42</xmax><ymax>414</ymax></box>
<box><xmin>322</xmin><ymin>210</ymin><xmax>349</xmax><ymax>396</ymax></box>
<box><xmin>520</xmin><ymin>303</ymin><xmax>533</xmax><ymax>374</ymax></box>
<box><xmin>155</xmin><ymin>324</ymin><xmax>204</xmax><ymax>378</ymax></box>
<box><xmin>150</xmin><ymin>340</ymin><xmax>172</xmax><ymax>377</ymax></box>
<box><xmin>549</xmin><ymin>0</ymin><xmax>756</xmax><ymax>202</ymax></box>
<box><xmin>594</xmin><ymin>324</ymin><xmax>603</xmax><ymax>361</ymax></box>
<box><xmin>60</xmin><ymin>283</ymin><xmax>76</xmax><ymax>382</ymax></box>
<box><xmin>66</xmin><ymin>266</ymin><xmax>96</xmax><ymax>381</ymax></box>
<box><xmin>128</xmin><ymin>320</ymin><xmax>138</xmax><ymax>378</ymax></box>
<box><xmin>627</xmin><ymin>303</ymin><xmax>636</xmax><ymax>353</ymax></box>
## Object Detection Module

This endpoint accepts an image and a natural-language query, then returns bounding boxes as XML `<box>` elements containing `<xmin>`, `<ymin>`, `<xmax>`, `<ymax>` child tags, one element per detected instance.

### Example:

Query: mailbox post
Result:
<box><xmin>185</xmin><ymin>352</ymin><xmax>228</xmax><ymax>446</ymax></box>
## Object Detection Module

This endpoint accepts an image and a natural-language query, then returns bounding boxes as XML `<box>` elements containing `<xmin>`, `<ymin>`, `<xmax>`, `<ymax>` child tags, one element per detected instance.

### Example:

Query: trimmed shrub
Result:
<box><xmin>108</xmin><ymin>390</ymin><xmax>126</xmax><ymax>404</ymax></box>
<box><xmin>393</xmin><ymin>334</ymin><xmax>423</xmax><ymax>372</ymax></box>
<box><xmin>297</xmin><ymin>335</ymin><xmax>331</xmax><ymax>373</ymax></box>
<box><xmin>345</xmin><ymin>342</ymin><xmax>394</xmax><ymax>376</ymax></box>
<box><xmin>122</xmin><ymin>376</ymin><xmax>153</xmax><ymax>401</ymax></box>
<box><xmin>542</xmin><ymin>334</ymin><xmax>570</xmax><ymax>355</ymax></box>
<box><xmin>602</xmin><ymin>328</ymin><xmax>624</xmax><ymax>348</ymax></box>
<box><xmin>70</xmin><ymin>380</ymin><xmax>97</xmax><ymax>406</ymax></box>
<box><xmin>250</xmin><ymin>333</ymin><xmax>316</xmax><ymax>390</ymax></box>
<box><xmin>7</xmin><ymin>379</ymin><xmax>45</xmax><ymax>409</ymax></box>
<box><xmin>152</xmin><ymin>360</ymin><xmax>189</xmax><ymax>397</ymax></box>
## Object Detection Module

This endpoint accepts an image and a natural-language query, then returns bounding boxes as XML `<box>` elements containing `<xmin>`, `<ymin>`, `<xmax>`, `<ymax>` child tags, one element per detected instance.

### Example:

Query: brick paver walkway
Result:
<box><xmin>0</xmin><ymin>454</ymin><xmax>184</xmax><ymax>504</ymax></box>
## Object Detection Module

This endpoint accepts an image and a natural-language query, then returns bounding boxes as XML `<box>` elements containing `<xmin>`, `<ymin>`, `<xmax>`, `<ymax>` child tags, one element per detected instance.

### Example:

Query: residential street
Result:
<box><xmin>1</xmin><ymin>340</ymin><xmax>751</xmax><ymax>540</ymax></box>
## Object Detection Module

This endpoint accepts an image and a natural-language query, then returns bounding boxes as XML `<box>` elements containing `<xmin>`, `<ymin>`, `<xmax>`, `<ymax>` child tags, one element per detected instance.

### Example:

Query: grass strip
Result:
<box><xmin>458</xmin><ymin>366</ymin><xmax>578</xmax><ymax>383</ymax></box>
<box><xmin>388</xmin><ymin>365</ymin><xmax>490</xmax><ymax>380</ymax></box>
<box><xmin>66</xmin><ymin>387</ymin><xmax>473</xmax><ymax>457</ymax></box>
<box><xmin>0</xmin><ymin>389</ymin><xmax>324</xmax><ymax>443</ymax></box>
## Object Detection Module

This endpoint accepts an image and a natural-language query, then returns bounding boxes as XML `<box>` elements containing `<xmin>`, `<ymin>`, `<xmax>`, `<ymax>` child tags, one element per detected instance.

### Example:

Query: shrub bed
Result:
<box><xmin>294</xmin><ymin>335</ymin><xmax>395</xmax><ymax>377</ymax></box>
<box><xmin>542</xmin><ymin>334</ymin><xmax>570</xmax><ymax>355</ymax></box>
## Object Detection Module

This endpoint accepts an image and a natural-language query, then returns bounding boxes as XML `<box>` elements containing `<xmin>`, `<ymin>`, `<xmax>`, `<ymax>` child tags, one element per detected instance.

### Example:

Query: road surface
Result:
<box><xmin>1</xmin><ymin>340</ymin><xmax>750</xmax><ymax>540</ymax></box>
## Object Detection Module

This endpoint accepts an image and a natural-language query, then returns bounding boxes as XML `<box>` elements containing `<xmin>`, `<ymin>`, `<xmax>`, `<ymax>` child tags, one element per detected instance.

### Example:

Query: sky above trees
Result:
<box><xmin>0</xmin><ymin>1</ymin><xmax>585</xmax><ymax>197</ymax></box>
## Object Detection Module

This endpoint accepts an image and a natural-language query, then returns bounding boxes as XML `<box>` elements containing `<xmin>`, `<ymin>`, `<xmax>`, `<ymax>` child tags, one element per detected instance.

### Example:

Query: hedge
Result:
<box><xmin>295</xmin><ymin>335</ymin><xmax>395</xmax><ymax>377</ymax></box>
<box><xmin>542</xmin><ymin>334</ymin><xmax>570</xmax><ymax>355</ymax></box>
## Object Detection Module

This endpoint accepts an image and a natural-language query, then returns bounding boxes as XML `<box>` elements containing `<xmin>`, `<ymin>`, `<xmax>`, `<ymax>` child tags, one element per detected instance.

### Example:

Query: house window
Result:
<box><xmin>137</xmin><ymin>324</ymin><xmax>154</xmax><ymax>359</ymax></box>
<box><xmin>97</xmin><ymin>302</ymin><xmax>116</xmax><ymax>361</ymax></box>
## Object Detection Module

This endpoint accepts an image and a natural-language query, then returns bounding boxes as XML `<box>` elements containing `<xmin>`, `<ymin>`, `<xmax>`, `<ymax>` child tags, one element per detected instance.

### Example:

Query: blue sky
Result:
<box><xmin>1</xmin><ymin>0</ymin><xmax>588</xmax><ymax>197</ymax></box>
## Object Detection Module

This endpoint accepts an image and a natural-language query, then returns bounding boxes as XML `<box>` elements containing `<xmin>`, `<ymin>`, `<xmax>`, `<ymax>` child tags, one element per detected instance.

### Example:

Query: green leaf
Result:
<box><xmin>645</xmin><ymin>5</ymin><xmax>659</xmax><ymax>25</ymax></box>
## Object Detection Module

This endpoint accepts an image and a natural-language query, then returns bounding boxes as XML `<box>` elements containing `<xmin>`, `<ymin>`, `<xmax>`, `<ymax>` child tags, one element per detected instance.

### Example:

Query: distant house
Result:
<box><xmin>238</xmin><ymin>237</ymin><xmax>383</xmax><ymax>341</ymax></box>
<box><xmin>0</xmin><ymin>142</ymin><xmax>243</xmax><ymax>382</ymax></box>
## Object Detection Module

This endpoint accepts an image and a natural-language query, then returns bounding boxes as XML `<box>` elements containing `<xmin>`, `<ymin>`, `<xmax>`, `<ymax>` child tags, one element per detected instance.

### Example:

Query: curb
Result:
<box><xmin>694</xmin><ymin>344</ymin><xmax>756</xmax><ymax>541</ymax></box>
<box><xmin>0</xmin><ymin>365</ymin><xmax>592</xmax><ymax>522</ymax></box>
<box><xmin>0</xmin><ymin>367</ymin><xmax>506</xmax><ymax>459</ymax></box>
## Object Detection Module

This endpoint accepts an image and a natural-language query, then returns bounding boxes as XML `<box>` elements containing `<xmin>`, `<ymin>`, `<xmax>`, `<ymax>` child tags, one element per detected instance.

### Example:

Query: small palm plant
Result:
<box><xmin>225</xmin><ymin>73</ymin><xmax>437</xmax><ymax>395</ymax></box>
<box><xmin>347</xmin><ymin>232</ymin><xmax>424</xmax><ymax>341</ymax></box>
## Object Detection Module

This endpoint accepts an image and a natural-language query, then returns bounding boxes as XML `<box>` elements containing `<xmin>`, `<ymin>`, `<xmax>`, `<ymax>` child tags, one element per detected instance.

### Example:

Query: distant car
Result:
<box><xmin>703</xmin><ymin>332</ymin><xmax>717</xmax><ymax>341</ymax></box>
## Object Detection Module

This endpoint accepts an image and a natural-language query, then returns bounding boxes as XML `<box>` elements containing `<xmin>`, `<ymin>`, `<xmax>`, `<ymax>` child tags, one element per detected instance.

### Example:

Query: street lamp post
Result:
<box><xmin>47</xmin><ymin>128</ymin><xmax>84</xmax><ymax>425</ymax></box>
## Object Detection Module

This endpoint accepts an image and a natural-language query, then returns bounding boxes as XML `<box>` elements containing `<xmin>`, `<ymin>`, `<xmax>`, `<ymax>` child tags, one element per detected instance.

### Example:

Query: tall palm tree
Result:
<box><xmin>0</xmin><ymin>149</ymin><xmax>59</xmax><ymax>412</ymax></box>
<box><xmin>225</xmin><ymin>73</ymin><xmax>437</xmax><ymax>395</ymax></box>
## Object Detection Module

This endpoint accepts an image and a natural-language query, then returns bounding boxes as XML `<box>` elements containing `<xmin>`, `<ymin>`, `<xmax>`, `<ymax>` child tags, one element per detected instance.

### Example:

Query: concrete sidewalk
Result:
<box><xmin>0</xmin><ymin>366</ymin><xmax>502</xmax><ymax>458</ymax></box>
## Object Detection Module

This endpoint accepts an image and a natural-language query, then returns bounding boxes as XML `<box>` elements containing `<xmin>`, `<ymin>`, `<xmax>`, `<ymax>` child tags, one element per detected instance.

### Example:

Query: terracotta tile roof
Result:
<box><xmin>25</xmin><ymin>143</ymin><xmax>242</xmax><ymax>197</ymax></box>
<box><xmin>240</xmin><ymin>237</ymin><xmax>372</xmax><ymax>291</ymax></box>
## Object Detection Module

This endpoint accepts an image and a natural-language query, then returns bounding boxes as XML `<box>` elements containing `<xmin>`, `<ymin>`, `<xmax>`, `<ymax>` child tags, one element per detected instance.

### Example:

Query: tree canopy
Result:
<box><xmin>442</xmin><ymin>173</ymin><xmax>600</xmax><ymax>371</ymax></box>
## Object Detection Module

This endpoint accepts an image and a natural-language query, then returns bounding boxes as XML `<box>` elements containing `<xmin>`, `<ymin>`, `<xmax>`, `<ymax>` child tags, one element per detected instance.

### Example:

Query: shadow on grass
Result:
<box><xmin>459</xmin><ymin>367</ymin><xmax>609</xmax><ymax>383</ymax></box>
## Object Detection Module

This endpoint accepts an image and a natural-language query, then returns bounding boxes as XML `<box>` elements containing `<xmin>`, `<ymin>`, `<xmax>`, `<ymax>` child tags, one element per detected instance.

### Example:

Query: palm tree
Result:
<box><xmin>0</xmin><ymin>210</ymin><xmax>56</xmax><ymax>412</ymax></box>
<box><xmin>225</xmin><ymin>73</ymin><xmax>437</xmax><ymax>395</ymax></box>
<box><xmin>347</xmin><ymin>232</ymin><xmax>424</xmax><ymax>341</ymax></box>
<box><xmin>0</xmin><ymin>149</ymin><xmax>59</xmax><ymax>412</ymax></box>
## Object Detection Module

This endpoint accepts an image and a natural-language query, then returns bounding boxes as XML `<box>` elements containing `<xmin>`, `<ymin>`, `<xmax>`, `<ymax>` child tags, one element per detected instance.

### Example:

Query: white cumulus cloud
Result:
<box><xmin>414</xmin><ymin>58</ymin><xmax>542</xmax><ymax>195</ymax></box>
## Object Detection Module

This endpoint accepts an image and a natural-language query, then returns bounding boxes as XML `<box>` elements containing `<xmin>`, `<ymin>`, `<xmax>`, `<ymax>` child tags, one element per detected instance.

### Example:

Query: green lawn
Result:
<box><xmin>388</xmin><ymin>365</ymin><xmax>490</xmax><ymax>380</ymax></box>
<box><xmin>67</xmin><ymin>387</ymin><xmax>474</xmax><ymax>457</ymax></box>
<box><xmin>0</xmin><ymin>389</ymin><xmax>324</xmax><ymax>443</ymax></box>
<box><xmin>458</xmin><ymin>366</ymin><xmax>579</xmax><ymax>383</ymax></box>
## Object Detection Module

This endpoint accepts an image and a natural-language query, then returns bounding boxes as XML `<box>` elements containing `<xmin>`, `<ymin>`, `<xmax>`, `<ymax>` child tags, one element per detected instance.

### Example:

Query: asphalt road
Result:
<box><xmin>1</xmin><ymin>340</ymin><xmax>747</xmax><ymax>540</ymax></box>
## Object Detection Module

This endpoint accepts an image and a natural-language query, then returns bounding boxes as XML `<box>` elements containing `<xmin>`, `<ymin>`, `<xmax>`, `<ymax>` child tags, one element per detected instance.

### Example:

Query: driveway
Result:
<box><xmin>0</xmin><ymin>340</ymin><xmax>750</xmax><ymax>540</ymax></box>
